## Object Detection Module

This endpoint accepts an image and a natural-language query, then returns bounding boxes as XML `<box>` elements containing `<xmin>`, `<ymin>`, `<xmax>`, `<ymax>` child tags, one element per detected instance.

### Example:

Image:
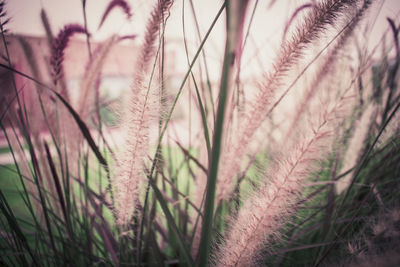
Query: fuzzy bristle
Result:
<box><xmin>78</xmin><ymin>35</ymin><xmax>118</xmax><ymax>120</ymax></box>
<box><xmin>217</xmin><ymin>0</ymin><xmax>365</xmax><ymax>202</ymax></box>
<box><xmin>215</xmin><ymin>88</ymin><xmax>354</xmax><ymax>267</ymax></box>
<box><xmin>114</xmin><ymin>78</ymin><xmax>156</xmax><ymax>225</ymax></box>
<box><xmin>113</xmin><ymin>0</ymin><xmax>174</xmax><ymax>226</ymax></box>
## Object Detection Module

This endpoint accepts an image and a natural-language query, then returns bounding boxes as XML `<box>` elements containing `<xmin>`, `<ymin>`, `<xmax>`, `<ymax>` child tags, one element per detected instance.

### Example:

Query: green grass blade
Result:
<box><xmin>182</xmin><ymin>1</ymin><xmax>211</xmax><ymax>154</ymax></box>
<box><xmin>0</xmin><ymin>63</ymin><xmax>109</xmax><ymax>171</ymax></box>
<box><xmin>148</xmin><ymin>175</ymin><xmax>194</xmax><ymax>266</ymax></box>
<box><xmin>196</xmin><ymin>5</ymin><xmax>237</xmax><ymax>267</ymax></box>
<box><xmin>0</xmin><ymin>190</ymin><xmax>38</xmax><ymax>265</ymax></box>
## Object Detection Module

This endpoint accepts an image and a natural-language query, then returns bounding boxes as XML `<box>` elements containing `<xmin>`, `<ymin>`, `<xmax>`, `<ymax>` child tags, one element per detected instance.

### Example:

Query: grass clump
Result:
<box><xmin>1</xmin><ymin>0</ymin><xmax>400</xmax><ymax>266</ymax></box>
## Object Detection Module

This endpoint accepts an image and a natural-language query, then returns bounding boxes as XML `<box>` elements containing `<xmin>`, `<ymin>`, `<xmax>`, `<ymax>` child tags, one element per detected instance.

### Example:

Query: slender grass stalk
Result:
<box><xmin>197</xmin><ymin>1</ymin><xmax>249</xmax><ymax>266</ymax></box>
<box><xmin>181</xmin><ymin>5</ymin><xmax>213</xmax><ymax>257</ymax></box>
<box><xmin>188</xmin><ymin>0</ymin><xmax>216</xmax><ymax>120</ymax></box>
<box><xmin>0</xmin><ymin>62</ymin><xmax>110</xmax><ymax>172</ymax></box>
<box><xmin>131</xmin><ymin>3</ymin><xmax>227</xmax><ymax>266</ymax></box>
<box><xmin>81</xmin><ymin>0</ymin><xmax>92</xmax><ymax>59</ymax></box>
<box><xmin>336</xmin><ymin>103</ymin><xmax>376</xmax><ymax>193</ymax></box>
<box><xmin>0</xmin><ymin>189</ymin><xmax>39</xmax><ymax>265</ymax></box>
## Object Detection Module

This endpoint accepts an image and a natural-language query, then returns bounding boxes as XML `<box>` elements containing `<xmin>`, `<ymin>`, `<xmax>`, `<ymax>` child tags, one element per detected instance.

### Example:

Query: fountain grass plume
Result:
<box><xmin>114</xmin><ymin>0</ymin><xmax>173</xmax><ymax>226</ymax></box>
<box><xmin>1</xmin><ymin>0</ymin><xmax>398</xmax><ymax>265</ymax></box>
<box><xmin>50</xmin><ymin>24</ymin><xmax>87</xmax><ymax>88</ymax></box>
<box><xmin>217</xmin><ymin>0</ymin><xmax>363</xmax><ymax>202</ymax></box>
<box><xmin>78</xmin><ymin>35</ymin><xmax>119</xmax><ymax>120</ymax></box>
<box><xmin>137</xmin><ymin>0</ymin><xmax>173</xmax><ymax>74</ymax></box>
<box><xmin>285</xmin><ymin>0</ymin><xmax>372</xmax><ymax>142</ymax></box>
<box><xmin>215</xmin><ymin>88</ymin><xmax>354</xmax><ymax>267</ymax></box>
<box><xmin>114</xmin><ymin>77</ymin><xmax>157</xmax><ymax>226</ymax></box>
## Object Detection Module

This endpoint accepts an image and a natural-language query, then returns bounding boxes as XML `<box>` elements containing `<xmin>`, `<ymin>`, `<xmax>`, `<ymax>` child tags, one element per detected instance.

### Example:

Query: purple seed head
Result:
<box><xmin>98</xmin><ymin>0</ymin><xmax>133</xmax><ymax>29</ymax></box>
<box><xmin>51</xmin><ymin>24</ymin><xmax>87</xmax><ymax>84</ymax></box>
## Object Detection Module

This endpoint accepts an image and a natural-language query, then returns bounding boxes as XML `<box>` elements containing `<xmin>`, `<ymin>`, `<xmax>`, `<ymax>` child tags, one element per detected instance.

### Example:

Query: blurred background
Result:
<box><xmin>1</xmin><ymin>0</ymin><xmax>400</xmax><ymax>160</ymax></box>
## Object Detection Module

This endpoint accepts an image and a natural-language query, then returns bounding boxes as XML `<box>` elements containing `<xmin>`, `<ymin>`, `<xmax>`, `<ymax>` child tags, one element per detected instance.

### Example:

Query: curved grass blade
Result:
<box><xmin>43</xmin><ymin>141</ymin><xmax>71</xmax><ymax>236</ymax></box>
<box><xmin>0</xmin><ymin>63</ymin><xmax>109</xmax><ymax>172</ymax></box>
<box><xmin>147</xmin><ymin>175</ymin><xmax>194</xmax><ymax>266</ymax></box>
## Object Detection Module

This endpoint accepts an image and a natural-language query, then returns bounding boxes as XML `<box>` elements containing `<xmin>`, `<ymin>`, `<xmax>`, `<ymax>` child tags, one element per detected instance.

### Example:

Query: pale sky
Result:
<box><xmin>6</xmin><ymin>0</ymin><xmax>400</xmax><ymax>39</ymax></box>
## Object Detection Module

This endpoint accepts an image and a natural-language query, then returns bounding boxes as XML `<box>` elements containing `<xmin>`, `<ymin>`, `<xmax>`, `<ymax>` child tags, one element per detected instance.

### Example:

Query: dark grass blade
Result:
<box><xmin>93</xmin><ymin>221</ymin><xmax>119</xmax><ymax>266</ymax></box>
<box><xmin>98</xmin><ymin>0</ymin><xmax>132</xmax><ymax>29</ymax></box>
<box><xmin>197</xmin><ymin>1</ymin><xmax>238</xmax><ymax>264</ymax></box>
<box><xmin>43</xmin><ymin>141</ymin><xmax>70</xmax><ymax>235</ymax></box>
<box><xmin>192</xmin><ymin>75</ymin><xmax>211</xmax><ymax>154</ymax></box>
<box><xmin>81</xmin><ymin>1</ymin><xmax>92</xmax><ymax>60</ymax></box>
<box><xmin>138</xmin><ymin>3</ymin><xmax>226</xmax><ymax>266</ymax></box>
<box><xmin>314</xmin><ymin>104</ymin><xmax>400</xmax><ymax>265</ymax></box>
<box><xmin>0</xmin><ymin>190</ymin><xmax>38</xmax><ymax>265</ymax></box>
<box><xmin>387</xmin><ymin>17</ymin><xmax>399</xmax><ymax>53</ymax></box>
<box><xmin>282</xmin><ymin>3</ymin><xmax>314</xmax><ymax>43</ymax></box>
<box><xmin>52</xmin><ymin>91</ymin><xmax>109</xmax><ymax>170</ymax></box>
<box><xmin>17</xmin><ymin>110</ymin><xmax>60</xmax><ymax>259</ymax></box>
<box><xmin>147</xmin><ymin>175</ymin><xmax>194</xmax><ymax>266</ymax></box>
<box><xmin>149</xmin><ymin>230</ymin><xmax>165</xmax><ymax>266</ymax></box>
<box><xmin>339</xmin><ymin>100</ymin><xmax>400</xmax><ymax>209</ymax></box>
<box><xmin>0</xmin><ymin>62</ymin><xmax>116</xmax><ymax>233</ymax></box>
<box><xmin>155</xmin><ymin>164</ymin><xmax>203</xmax><ymax>215</ymax></box>
<box><xmin>0</xmin><ymin>63</ymin><xmax>109</xmax><ymax>171</ymax></box>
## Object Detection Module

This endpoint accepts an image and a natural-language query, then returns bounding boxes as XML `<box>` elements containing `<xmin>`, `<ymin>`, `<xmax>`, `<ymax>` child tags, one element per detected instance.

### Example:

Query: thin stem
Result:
<box><xmin>197</xmin><ymin>1</ymin><xmax>238</xmax><ymax>265</ymax></box>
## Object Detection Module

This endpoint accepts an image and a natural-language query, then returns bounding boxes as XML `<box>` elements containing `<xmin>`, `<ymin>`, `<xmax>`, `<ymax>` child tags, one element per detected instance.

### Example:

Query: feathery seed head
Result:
<box><xmin>98</xmin><ymin>0</ymin><xmax>133</xmax><ymax>29</ymax></box>
<box><xmin>113</xmin><ymin>0</ymin><xmax>173</xmax><ymax>226</ymax></box>
<box><xmin>51</xmin><ymin>24</ymin><xmax>87</xmax><ymax>85</ymax></box>
<box><xmin>216</xmin><ymin>0</ymin><xmax>364</xmax><ymax>203</ymax></box>
<box><xmin>216</xmin><ymin>87</ymin><xmax>355</xmax><ymax>266</ymax></box>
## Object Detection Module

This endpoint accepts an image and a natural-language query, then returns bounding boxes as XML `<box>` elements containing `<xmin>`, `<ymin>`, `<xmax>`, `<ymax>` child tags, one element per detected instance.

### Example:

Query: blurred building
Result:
<box><xmin>0</xmin><ymin>34</ymin><xmax>178</xmax><ymax>126</ymax></box>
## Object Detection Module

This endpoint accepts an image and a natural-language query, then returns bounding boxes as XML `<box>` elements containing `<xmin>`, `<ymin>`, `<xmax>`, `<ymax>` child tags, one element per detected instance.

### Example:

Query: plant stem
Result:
<box><xmin>197</xmin><ymin>1</ymin><xmax>238</xmax><ymax>265</ymax></box>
